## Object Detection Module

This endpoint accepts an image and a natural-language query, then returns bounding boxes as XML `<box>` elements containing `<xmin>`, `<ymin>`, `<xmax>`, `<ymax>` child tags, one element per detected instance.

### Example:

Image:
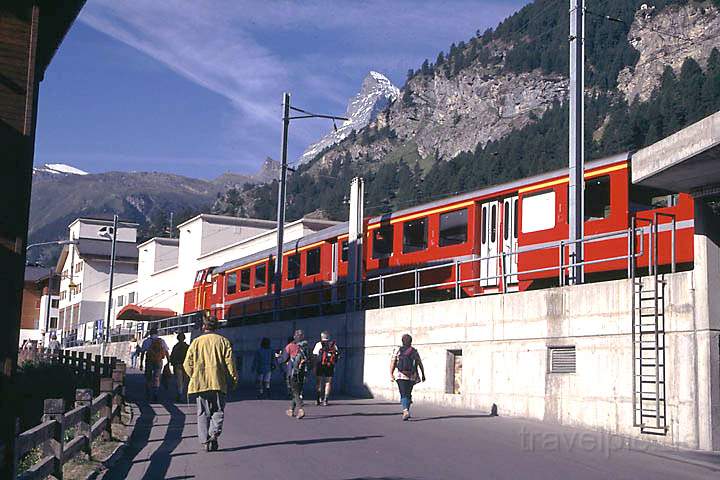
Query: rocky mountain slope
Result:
<box><xmin>219</xmin><ymin>0</ymin><xmax>719</xmax><ymax>223</ymax></box>
<box><xmin>299</xmin><ymin>71</ymin><xmax>399</xmax><ymax>165</ymax></box>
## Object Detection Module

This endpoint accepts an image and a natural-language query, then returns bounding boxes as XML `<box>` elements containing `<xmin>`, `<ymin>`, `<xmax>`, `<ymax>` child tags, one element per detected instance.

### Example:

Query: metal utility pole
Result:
<box><xmin>43</xmin><ymin>268</ymin><xmax>53</xmax><ymax>346</ymax></box>
<box><xmin>273</xmin><ymin>93</ymin><xmax>291</xmax><ymax>321</ymax></box>
<box><xmin>347</xmin><ymin>177</ymin><xmax>365</xmax><ymax>312</ymax></box>
<box><xmin>272</xmin><ymin>93</ymin><xmax>349</xmax><ymax>322</ymax></box>
<box><xmin>104</xmin><ymin>215</ymin><xmax>119</xmax><ymax>345</ymax></box>
<box><xmin>568</xmin><ymin>0</ymin><xmax>585</xmax><ymax>285</ymax></box>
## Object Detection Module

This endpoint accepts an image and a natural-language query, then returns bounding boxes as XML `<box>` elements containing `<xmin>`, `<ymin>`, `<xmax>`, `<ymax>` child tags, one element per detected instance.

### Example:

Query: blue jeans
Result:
<box><xmin>396</xmin><ymin>379</ymin><xmax>414</xmax><ymax>411</ymax></box>
<box><xmin>145</xmin><ymin>362</ymin><xmax>162</xmax><ymax>398</ymax></box>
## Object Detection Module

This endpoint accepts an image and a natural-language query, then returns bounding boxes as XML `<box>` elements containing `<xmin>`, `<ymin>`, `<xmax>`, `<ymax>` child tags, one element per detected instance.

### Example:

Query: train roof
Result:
<box><xmin>368</xmin><ymin>152</ymin><xmax>630</xmax><ymax>224</ymax></box>
<box><xmin>214</xmin><ymin>221</ymin><xmax>349</xmax><ymax>274</ymax></box>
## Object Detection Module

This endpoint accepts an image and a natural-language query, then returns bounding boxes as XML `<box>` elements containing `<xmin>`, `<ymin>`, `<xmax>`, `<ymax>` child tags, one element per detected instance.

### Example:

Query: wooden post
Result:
<box><xmin>99</xmin><ymin>379</ymin><xmax>113</xmax><ymax>441</ymax></box>
<box><xmin>42</xmin><ymin>399</ymin><xmax>65</xmax><ymax>480</ymax></box>
<box><xmin>94</xmin><ymin>354</ymin><xmax>102</xmax><ymax>376</ymax></box>
<box><xmin>75</xmin><ymin>389</ymin><xmax>93</xmax><ymax>458</ymax></box>
<box><xmin>102</xmin><ymin>356</ymin><xmax>111</xmax><ymax>377</ymax></box>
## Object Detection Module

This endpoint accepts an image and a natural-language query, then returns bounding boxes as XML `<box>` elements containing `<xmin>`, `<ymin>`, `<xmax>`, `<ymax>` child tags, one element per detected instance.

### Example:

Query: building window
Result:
<box><xmin>240</xmin><ymin>269</ymin><xmax>251</xmax><ymax>291</ymax></box>
<box><xmin>75</xmin><ymin>283</ymin><xmax>81</xmax><ymax>294</ymax></box>
<box><xmin>75</xmin><ymin>261</ymin><xmax>83</xmax><ymax>272</ymax></box>
<box><xmin>49</xmin><ymin>317</ymin><xmax>58</xmax><ymax>329</ymax></box>
<box><xmin>341</xmin><ymin>240</ymin><xmax>349</xmax><ymax>262</ymax></box>
<box><xmin>306</xmin><ymin>248</ymin><xmax>321</xmax><ymax>276</ymax></box>
<box><xmin>62</xmin><ymin>270</ymin><xmax>68</xmax><ymax>279</ymax></box>
<box><xmin>51</xmin><ymin>299</ymin><xmax>59</xmax><ymax>308</ymax></box>
<box><xmin>60</xmin><ymin>291</ymin><xmax>66</xmax><ymax>300</ymax></box>
<box><xmin>522</xmin><ymin>189</ymin><xmax>556</xmax><ymax>233</ymax></box>
<box><xmin>255</xmin><ymin>264</ymin><xmax>267</xmax><ymax>288</ymax></box>
<box><xmin>548</xmin><ymin>346</ymin><xmax>576</xmax><ymax>373</ymax></box>
<box><xmin>445</xmin><ymin>350</ymin><xmax>462</xmax><ymax>394</ymax></box>
<box><xmin>117</xmin><ymin>295</ymin><xmax>124</xmax><ymax>307</ymax></box>
<box><xmin>287</xmin><ymin>254</ymin><xmax>300</xmax><ymax>280</ymax></box>
<box><xmin>227</xmin><ymin>272</ymin><xmax>237</xmax><ymax>295</ymax></box>
<box><xmin>439</xmin><ymin>208</ymin><xmax>468</xmax><ymax>247</ymax></box>
<box><xmin>584</xmin><ymin>175</ymin><xmax>611</xmax><ymax>221</ymax></box>
<box><xmin>372</xmin><ymin>225</ymin><xmax>394</xmax><ymax>259</ymax></box>
<box><xmin>128</xmin><ymin>292</ymin><xmax>136</xmax><ymax>304</ymax></box>
<box><xmin>403</xmin><ymin>218</ymin><xmax>427</xmax><ymax>253</ymax></box>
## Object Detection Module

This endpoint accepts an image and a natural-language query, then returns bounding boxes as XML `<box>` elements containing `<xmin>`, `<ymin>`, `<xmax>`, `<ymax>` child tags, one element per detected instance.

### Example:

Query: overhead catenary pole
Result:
<box><xmin>104</xmin><ymin>215</ymin><xmax>119</xmax><ymax>346</ymax></box>
<box><xmin>274</xmin><ymin>93</ymin><xmax>291</xmax><ymax>321</ymax></box>
<box><xmin>43</xmin><ymin>268</ymin><xmax>53</xmax><ymax>347</ymax></box>
<box><xmin>568</xmin><ymin>0</ymin><xmax>585</xmax><ymax>285</ymax></box>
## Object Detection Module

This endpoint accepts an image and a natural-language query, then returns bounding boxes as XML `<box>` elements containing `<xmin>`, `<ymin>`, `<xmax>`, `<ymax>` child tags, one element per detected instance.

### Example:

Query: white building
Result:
<box><xmin>55</xmin><ymin>218</ymin><xmax>139</xmax><ymax>345</ymax></box>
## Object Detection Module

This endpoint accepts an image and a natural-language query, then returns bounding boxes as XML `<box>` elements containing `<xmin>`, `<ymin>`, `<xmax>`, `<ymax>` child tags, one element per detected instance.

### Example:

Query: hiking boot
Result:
<box><xmin>286</xmin><ymin>408</ymin><xmax>295</xmax><ymax>417</ymax></box>
<box><xmin>322</xmin><ymin>399</ymin><xmax>329</xmax><ymax>407</ymax></box>
<box><xmin>296</xmin><ymin>408</ymin><xmax>305</xmax><ymax>419</ymax></box>
<box><xmin>209</xmin><ymin>439</ymin><xmax>219</xmax><ymax>452</ymax></box>
<box><xmin>402</xmin><ymin>409</ymin><xmax>410</xmax><ymax>421</ymax></box>
<box><xmin>316</xmin><ymin>397</ymin><xmax>322</xmax><ymax>406</ymax></box>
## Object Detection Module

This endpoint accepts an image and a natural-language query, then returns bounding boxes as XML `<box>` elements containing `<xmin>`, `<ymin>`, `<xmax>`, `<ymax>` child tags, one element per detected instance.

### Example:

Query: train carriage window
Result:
<box><xmin>287</xmin><ymin>254</ymin><xmax>300</xmax><ymax>280</ymax></box>
<box><xmin>629</xmin><ymin>185</ymin><xmax>679</xmax><ymax>212</ymax></box>
<box><xmin>403</xmin><ymin>218</ymin><xmax>427</xmax><ymax>253</ymax></box>
<box><xmin>240</xmin><ymin>269</ymin><xmax>251</xmax><ymax>291</ymax></box>
<box><xmin>490</xmin><ymin>205</ymin><xmax>497</xmax><ymax>242</ymax></box>
<box><xmin>522</xmin><ymin>189</ymin><xmax>556</xmax><ymax>233</ymax></box>
<box><xmin>341</xmin><ymin>240</ymin><xmax>349</xmax><ymax>262</ymax></box>
<box><xmin>584</xmin><ymin>175</ymin><xmax>611</xmax><ymax>221</ymax></box>
<box><xmin>481</xmin><ymin>206</ymin><xmax>487</xmax><ymax>244</ymax></box>
<box><xmin>372</xmin><ymin>225</ymin><xmax>394</xmax><ymax>258</ymax></box>
<box><xmin>503</xmin><ymin>204</ymin><xmax>509</xmax><ymax>241</ymax></box>
<box><xmin>255</xmin><ymin>264</ymin><xmax>267</xmax><ymax>288</ymax></box>
<box><xmin>269</xmin><ymin>258</ymin><xmax>276</xmax><ymax>283</ymax></box>
<box><xmin>306</xmin><ymin>247</ymin><xmax>321</xmax><ymax>276</ymax></box>
<box><xmin>226</xmin><ymin>272</ymin><xmax>237</xmax><ymax>295</ymax></box>
<box><xmin>440</xmin><ymin>208</ymin><xmax>468</xmax><ymax>247</ymax></box>
<box><xmin>513</xmin><ymin>198</ymin><xmax>519</xmax><ymax>239</ymax></box>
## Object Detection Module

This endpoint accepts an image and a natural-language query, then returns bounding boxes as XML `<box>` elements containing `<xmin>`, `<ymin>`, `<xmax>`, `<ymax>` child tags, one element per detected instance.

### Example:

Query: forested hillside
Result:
<box><xmin>215</xmin><ymin>0</ymin><xmax>720</xmax><ymax>221</ymax></box>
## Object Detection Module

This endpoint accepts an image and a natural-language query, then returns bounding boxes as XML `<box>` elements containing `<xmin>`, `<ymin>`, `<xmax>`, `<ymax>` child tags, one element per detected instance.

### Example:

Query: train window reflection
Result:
<box><xmin>341</xmin><ymin>240</ymin><xmax>349</xmax><ymax>262</ymax></box>
<box><xmin>440</xmin><ymin>208</ymin><xmax>468</xmax><ymax>247</ymax></box>
<box><xmin>226</xmin><ymin>272</ymin><xmax>237</xmax><ymax>295</ymax></box>
<box><xmin>306</xmin><ymin>247</ymin><xmax>321</xmax><ymax>275</ymax></box>
<box><xmin>372</xmin><ymin>225</ymin><xmax>394</xmax><ymax>258</ymax></box>
<box><xmin>585</xmin><ymin>175</ymin><xmax>611</xmax><ymax>221</ymax></box>
<box><xmin>287</xmin><ymin>254</ymin><xmax>300</xmax><ymax>280</ymax></box>
<box><xmin>403</xmin><ymin>218</ymin><xmax>427</xmax><ymax>253</ymax></box>
<box><xmin>240</xmin><ymin>269</ymin><xmax>251</xmax><ymax>291</ymax></box>
<box><xmin>255</xmin><ymin>264</ymin><xmax>266</xmax><ymax>288</ymax></box>
<box><xmin>630</xmin><ymin>185</ymin><xmax>678</xmax><ymax>212</ymax></box>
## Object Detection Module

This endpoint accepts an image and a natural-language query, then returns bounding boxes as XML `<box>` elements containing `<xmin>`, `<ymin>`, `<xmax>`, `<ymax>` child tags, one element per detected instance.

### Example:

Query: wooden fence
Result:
<box><xmin>13</xmin><ymin>350</ymin><xmax>126</xmax><ymax>480</ymax></box>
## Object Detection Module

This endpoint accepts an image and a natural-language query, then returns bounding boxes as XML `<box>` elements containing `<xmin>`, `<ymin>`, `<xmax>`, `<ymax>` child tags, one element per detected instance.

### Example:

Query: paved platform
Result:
<box><xmin>105</xmin><ymin>372</ymin><xmax>720</xmax><ymax>479</ymax></box>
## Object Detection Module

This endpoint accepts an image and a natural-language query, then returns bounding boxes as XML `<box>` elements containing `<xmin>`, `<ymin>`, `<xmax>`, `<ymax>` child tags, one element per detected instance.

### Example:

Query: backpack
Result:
<box><xmin>396</xmin><ymin>346</ymin><xmax>416</xmax><ymax>375</ymax></box>
<box><xmin>289</xmin><ymin>343</ymin><xmax>308</xmax><ymax>379</ymax></box>
<box><xmin>147</xmin><ymin>338</ymin><xmax>165</xmax><ymax>365</ymax></box>
<box><xmin>319</xmin><ymin>340</ymin><xmax>338</xmax><ymax>367</ymax></box>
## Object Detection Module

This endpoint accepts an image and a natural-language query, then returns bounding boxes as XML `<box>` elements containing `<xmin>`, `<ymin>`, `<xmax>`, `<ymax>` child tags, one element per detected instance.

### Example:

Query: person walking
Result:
<box><xmin>183</xmin><ymin>316</ymin><xmax>238</xmax><ymax>452</ymax></box>
<box><xmin>312</xmin><ymin>331</ymin><xmax>339</xmax><ymax>406</ymax></box>
<box><xmin>279</xmin><ymin>329</ymin><xmax>309</xmax><ymax>419</ymax></box>
<box><xmin>170</xmin><ymin>332</ymin><xmax>190</xmax><ymax>402</ymax></box>
<box><xmin>390</xmin><ymin>334</ymin><xmax>426</xmax><ymax>421</ymax></box>
<box><xmin>252</xmin><ymin>337</ymin><xmax>274</xmax><ymax>398</ymax></box>
<box><xmin>47</xmin><ymin>333</ymin><xmax>61</xmax><ymax>354</ymax></box>
<box><xmin>141</xmin><ymin>326</ymin><xmax>170</xmax><ymax>402</ymax></box>
<box><xmin>129</xmin><ymin>336</ymin><xmax>139</xmax><ymax>369</ymax></box>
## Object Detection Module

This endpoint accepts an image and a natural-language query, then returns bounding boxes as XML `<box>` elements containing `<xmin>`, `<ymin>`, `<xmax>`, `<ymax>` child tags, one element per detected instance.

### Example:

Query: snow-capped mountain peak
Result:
<box><xmin>298</xmin><ymin>71</ymin><xmax>399</xmax><ymax>165</ymax></box>
<box><xmin>33</xmin><ymin>163</ymin><xmax>89</xmax><ymax>176</ymax></box>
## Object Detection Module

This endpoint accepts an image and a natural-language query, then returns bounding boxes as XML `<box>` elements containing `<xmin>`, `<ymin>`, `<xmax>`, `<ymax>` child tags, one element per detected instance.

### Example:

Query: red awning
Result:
<box><xmin>116</xmin><ymin>304</ymin><xmax>177</xmax><ymax>321</ymax></box>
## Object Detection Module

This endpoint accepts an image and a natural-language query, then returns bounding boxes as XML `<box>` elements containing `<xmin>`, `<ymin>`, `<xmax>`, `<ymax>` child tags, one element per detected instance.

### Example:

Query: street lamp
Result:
<box><xmin>273</xmin><ymin>93</ymin><xmax>349</xmax><ymax>322</ymax></box>
<box><xmin>99</xmin><ymin>215</ymin><xmax>118</xmax><ymax>350</ymax></box>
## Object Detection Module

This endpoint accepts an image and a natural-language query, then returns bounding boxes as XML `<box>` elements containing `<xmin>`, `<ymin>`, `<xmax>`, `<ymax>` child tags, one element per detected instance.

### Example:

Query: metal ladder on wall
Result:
<box><xmin>631</xmin><ymin>216</ymin><xmax>668</xmax><ymax>435</ymax></box>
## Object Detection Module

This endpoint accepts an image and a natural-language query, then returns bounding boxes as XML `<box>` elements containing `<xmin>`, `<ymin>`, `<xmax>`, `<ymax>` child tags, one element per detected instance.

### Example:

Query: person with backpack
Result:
<box><xmin>170</xmin><ymin>332</ymin><xmax>190</xmax><ymax>402</ymax></box>
<box><xmin>252</xmin><ymin>337</ymin><xmax>275</xmax><ymax>398</ymax></box>
<box><xmin>390</xmin><ymin>333</ymin><xmax>426</xmax><ymax>421</ymax></box>
<box><xmin>183</xmin><ymin>316</ymin><xmax>238</xmax><ymax>452</ymax></box>
<box><xmin>278</xmin><ymin>329</ymin><xmax>309</xmax><ymax>419</ymax></box>
<box><xmin>312</xmin><ymin>331</ymin><xmax>339</xmax><ymax>406</ymax></box>
<box><xmin>141</xmin><ymin>326</ymin><xmax>170</xmax><ymax>402</ymax></box>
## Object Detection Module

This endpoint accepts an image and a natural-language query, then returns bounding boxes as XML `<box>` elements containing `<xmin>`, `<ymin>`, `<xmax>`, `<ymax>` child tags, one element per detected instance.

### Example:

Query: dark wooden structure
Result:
<box><xmin>0</xmin><ymin>1</ymin><xmax>85</xmax><ymax>477</ymax></box>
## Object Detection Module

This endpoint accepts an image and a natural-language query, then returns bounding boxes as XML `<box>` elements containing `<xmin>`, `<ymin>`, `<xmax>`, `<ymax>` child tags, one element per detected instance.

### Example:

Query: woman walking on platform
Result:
<box><xmin>390</xmin><ymin>334</ymin><xmax>426</xmax><ymax>421</ymax></box>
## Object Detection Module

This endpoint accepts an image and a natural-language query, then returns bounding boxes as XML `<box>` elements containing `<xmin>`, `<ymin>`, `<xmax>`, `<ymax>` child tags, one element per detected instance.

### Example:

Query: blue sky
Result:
<box><xmin>34</xmin><ymin>0</ymin><xmax>528</xmax><ymax>179</ymax></box>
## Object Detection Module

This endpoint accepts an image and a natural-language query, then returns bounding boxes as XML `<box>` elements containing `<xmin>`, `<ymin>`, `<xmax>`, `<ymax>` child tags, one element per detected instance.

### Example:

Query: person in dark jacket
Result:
<box><xmin>252</xmin><ymin>337</ymin><xmax>275</xmax><ymax>398</ymax></box>
<box><xmin>170</xmin><ymin>332</ymin><xmax>190</xmax><ymax>402</ymax></box>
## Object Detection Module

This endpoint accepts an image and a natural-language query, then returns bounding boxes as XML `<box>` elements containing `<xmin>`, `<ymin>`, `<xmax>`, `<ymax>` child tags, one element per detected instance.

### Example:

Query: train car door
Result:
<box><xmin>502</xmin><ymin>196</ymin><xmax>519</xmax><ymax>285</ymax></box>
<box><xmin>480</xmin><ymin>200</ymin><xmax>500</xmax><ymax>287</ymax></box>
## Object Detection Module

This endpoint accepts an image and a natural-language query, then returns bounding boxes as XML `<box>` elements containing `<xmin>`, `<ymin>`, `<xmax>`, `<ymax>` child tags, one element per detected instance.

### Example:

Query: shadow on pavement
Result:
<box><xmin>306</xmin><ymin>412</ymin><xmax>399</xmax><ymax>420</ymax></box>
<box><xmin>141</xmin><ymin>400</ymin><xmax>190</xmax><ymax>478</ymax></box>
<box><xmin>411</xmin><ymin>414</ymin><xmax>494</xmax><ymax>422</ymax></box>
<box><xmin>217</xmin><ymin>435</ymin><xmax>383</xmax><ymax>452</ymax></box>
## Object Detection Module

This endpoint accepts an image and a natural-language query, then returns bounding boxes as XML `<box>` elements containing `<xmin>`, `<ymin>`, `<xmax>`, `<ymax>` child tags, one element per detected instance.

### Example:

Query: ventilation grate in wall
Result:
<box><xmin>549</xmin><ymin>346</ymin><xmax>576</xmax><ymax>373</ymax></box>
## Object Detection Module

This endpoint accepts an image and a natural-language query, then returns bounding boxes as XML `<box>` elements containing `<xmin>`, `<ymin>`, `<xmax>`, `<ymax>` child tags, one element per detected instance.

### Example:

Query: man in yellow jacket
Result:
<box><xmin>183</xmin><ymin>316</ymin><xmax>238</xmax><ymax>452</ymax></box>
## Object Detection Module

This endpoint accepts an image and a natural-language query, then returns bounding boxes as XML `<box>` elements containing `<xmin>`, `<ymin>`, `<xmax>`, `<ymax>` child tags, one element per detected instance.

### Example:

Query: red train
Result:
<box><xmin>183</xmin><ymin>152</ymin><xmax>694</xmax><ymax>322</ymax></box>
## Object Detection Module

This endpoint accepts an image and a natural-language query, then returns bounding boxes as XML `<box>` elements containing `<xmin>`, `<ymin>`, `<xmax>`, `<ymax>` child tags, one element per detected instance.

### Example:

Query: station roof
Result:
<box><xmin>632</xmin><ymin>110</ymin><xmax>720</xmax><ymax>197</ymax></box>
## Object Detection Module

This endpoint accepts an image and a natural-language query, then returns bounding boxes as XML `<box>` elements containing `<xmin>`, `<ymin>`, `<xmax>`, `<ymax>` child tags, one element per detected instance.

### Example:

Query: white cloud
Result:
<box><xmin>79</xmin><ymin>0</ymin><xmax>525</xmax><ymax>168</ymax></box>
